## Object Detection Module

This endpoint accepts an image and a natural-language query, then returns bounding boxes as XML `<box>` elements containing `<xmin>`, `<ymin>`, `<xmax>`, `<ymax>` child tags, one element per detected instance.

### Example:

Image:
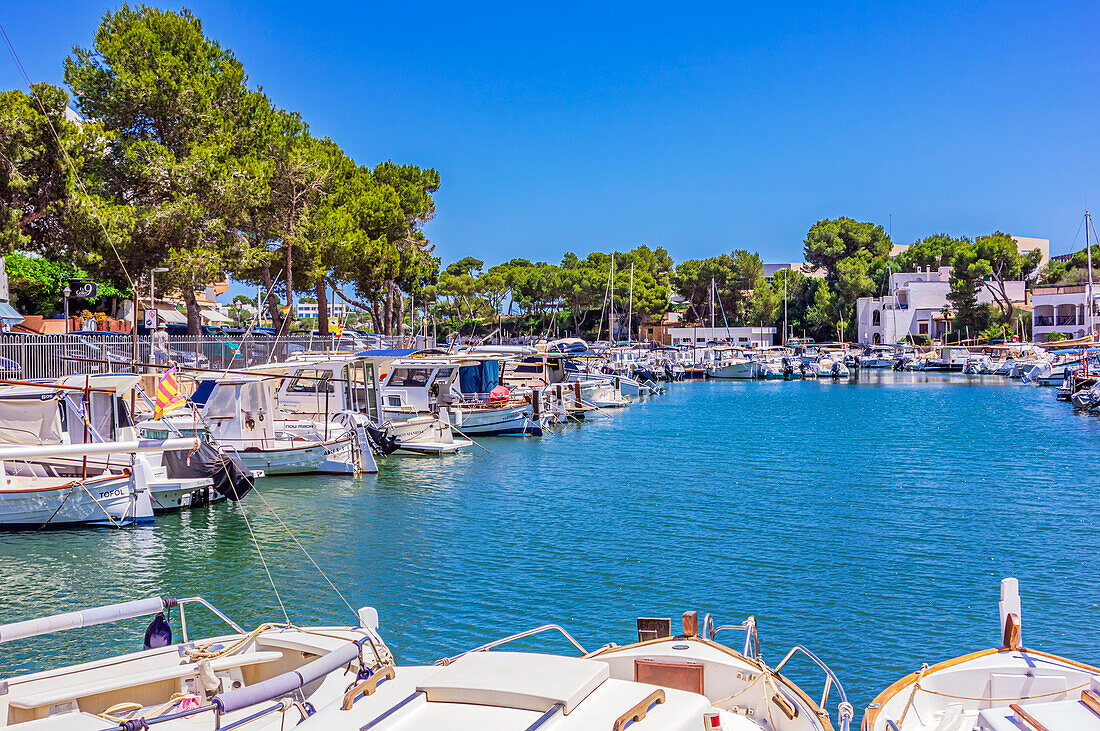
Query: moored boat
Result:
<box><xmin>862</xmin><ymin>578</ymin><xmax>1100</xmax><ymax>731</ymax></box>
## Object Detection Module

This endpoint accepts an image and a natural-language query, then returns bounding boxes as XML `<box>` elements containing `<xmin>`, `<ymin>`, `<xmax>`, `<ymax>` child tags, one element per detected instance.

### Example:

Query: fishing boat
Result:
<box><xmin>0</xmin><ymin>375</ymin><xmax>246</xmax><ymax>512</ymax></box>
<box><xmin>0</xmin><ymin>594</ymin><xmax>391</xmax><ymax>729</ymax></box>
<box><xmin>862</xmin><ymin>578</ymin><xmax>1100</xmax><ymax>731</ymax></box>
<box><xmin>294</xmin><ymin>610</ymin><xmax>852</xmax><ymax>730</ymax></box>
<box><xmin>0</xmin><ymin>439</ymin><xmax>196</xmax><ymax>528</ymax></box>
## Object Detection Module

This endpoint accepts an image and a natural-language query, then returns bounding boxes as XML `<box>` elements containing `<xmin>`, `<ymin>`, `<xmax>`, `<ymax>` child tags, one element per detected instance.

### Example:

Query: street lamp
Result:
<box><xmin>149</xmin><ymin>267</ymin><xmax>169</xmax><ymax>327</ymax></box>
<box><xmin>63</xmin><ymin>285</ymin><xmax>71</xmax><ymax>334</ymax></box>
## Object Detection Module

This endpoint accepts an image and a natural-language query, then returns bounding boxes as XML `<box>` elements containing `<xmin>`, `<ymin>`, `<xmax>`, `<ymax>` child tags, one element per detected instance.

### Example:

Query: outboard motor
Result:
<box><xmin>365</xmin><ymin>423</ymin><xmax>400</xmax><ymax>456</ymax></box>
<box><xmin>832</xmin><ymin>360</ymin><xmax>841</xmax><ymax>377</ymax></box>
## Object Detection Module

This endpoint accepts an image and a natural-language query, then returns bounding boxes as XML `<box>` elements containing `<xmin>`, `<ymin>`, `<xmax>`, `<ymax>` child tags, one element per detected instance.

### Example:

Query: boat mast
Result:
<box><xmin>710</xmin><ymin>278</ymin><xmax>715</xmax><ymax>331</ymax></box>
<box><xmin>1088</xmin><ymin>211</ymin><xmax>1095</xmax><ymax>342</ymax></box>
<box><xmin>610</xmin><ymin>254</ymin><xmax>615</xmax><ymax>343</ymax></box>
<box><xmin>783</xmin><ymin>272</ymin><xmax>788</xmax><ymax>344</ymax></box>
<box><xmin>628</xmin><ymin>262</ymin><xmax>634</xmax><ymax>343</ymax></box>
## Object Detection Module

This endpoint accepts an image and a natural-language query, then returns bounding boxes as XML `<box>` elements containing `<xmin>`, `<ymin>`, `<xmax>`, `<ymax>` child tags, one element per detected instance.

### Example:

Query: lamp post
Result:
<box><xmin>62</xmin><ymin>285</ymin><xmax>71</xmax><ymax>333</ymax></box>
<box><xmin>149</xmin><ymin>267</ymin><xmax>169</xmax><ymax>327</ymax></box>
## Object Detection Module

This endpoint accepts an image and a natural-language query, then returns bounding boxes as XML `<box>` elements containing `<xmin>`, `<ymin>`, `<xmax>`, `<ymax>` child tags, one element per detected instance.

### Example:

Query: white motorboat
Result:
<box><xmin>807</xmin><ymin>355</ymin><xmax>850</xmax><ymax>378</ymax></box>
<box><xmin>295</xmin><ymin>611</ymin><xmax>852</xmax><ymax>731</ymax></box>
<box><xmin>179</xmin><ymin>377</ymin><xmax>370</xmax><ymax>473</ymax></box>
<box><xmin>708</xmin><ymin>359</ymin><xmax>759</xmax><ymax>379</ymax></box>
<box><xmin>0</xmin><ymin>595</ymin><xmax>391</xmax><ymax>730</ymax></box>
<box><xmin>863</xmin><ymin>578</ymin><xmax>1100</xmax><ymax>731</ymax></box>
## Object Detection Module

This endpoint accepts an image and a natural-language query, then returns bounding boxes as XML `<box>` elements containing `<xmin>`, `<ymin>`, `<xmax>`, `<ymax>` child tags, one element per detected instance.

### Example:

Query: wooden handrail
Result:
<box><xmin>342</xmin><ymin>664</ymin><xmax>396</xmax><ymax>710</ymax></box>
<box><xmin>1081</xmin><ymin>689</ymin><xmax>1100</xmax><ymax>718</ymax></box>
<box><xmin>1009</xmin><ymin>703</ymin><xmax>1051</xmax><ymax>731</ymax></box>
<box><xmin>612</xmin><ymin>689</ymin><xmax>665</xmax><ymax>731</ymax></box>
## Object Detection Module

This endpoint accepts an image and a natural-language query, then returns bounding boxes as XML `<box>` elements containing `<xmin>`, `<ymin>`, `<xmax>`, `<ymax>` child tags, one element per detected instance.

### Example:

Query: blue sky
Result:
<box><xmin>3</xmin><ymin>0</ymin><xmax>1100</xmax><ymax>269</ymax></box>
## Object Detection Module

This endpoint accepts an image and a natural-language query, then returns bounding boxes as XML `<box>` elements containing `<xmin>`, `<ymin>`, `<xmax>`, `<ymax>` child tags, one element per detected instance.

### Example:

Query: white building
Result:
<box><xmin>855</xmin><ymin>267</ymin><xmax>1026</xmax><ymax>344</ymax></box>
<box><xmin>1030</xmin><ymin>284</ymin><xmax>1100</xmax><ymax>342</ymax></box>
<box><xmin>666</xmin><ymin>326</ymin><xmax>776</xmax><ymax>348</ymax></box>
<box><xmin>294</xmin><ymin>301</ymin><xmax>347</xmax><ymax>319</ymax></box>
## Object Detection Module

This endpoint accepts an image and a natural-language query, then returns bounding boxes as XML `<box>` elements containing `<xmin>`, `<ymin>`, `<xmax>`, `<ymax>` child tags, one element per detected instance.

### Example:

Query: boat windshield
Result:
<box><xmin>389</xmin><ymin>367</ymin><xmax>433</xmax><ymax>387</ymax></box>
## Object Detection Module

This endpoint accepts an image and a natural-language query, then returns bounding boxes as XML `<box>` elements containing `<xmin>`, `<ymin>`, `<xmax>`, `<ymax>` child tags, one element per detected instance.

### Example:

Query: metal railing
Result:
<box><xmin>1034</xmin><ymin>316</ymin><xmax>1055</xmax><ymax>326</ymax></box>
<box><xmin>1056</xmin><ymin>315</ymin><xmax>1078</xmax><ymax>326</ymax></box>
<box><xmin>0</xmin><ymin>333</ymin><xmax>435</xmax><ymax>379</ymax></box>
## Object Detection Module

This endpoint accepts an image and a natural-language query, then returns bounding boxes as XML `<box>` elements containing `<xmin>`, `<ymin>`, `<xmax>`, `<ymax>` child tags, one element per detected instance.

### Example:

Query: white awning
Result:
<box><xmin>155</xmin><ymin>308</ymin><xmax>187</xmax><ymax>324</ymax></box>
<box><xmin>200</xmin><ymin>309</ymin><xmax>232</xmax><ymax>323</ymax></box>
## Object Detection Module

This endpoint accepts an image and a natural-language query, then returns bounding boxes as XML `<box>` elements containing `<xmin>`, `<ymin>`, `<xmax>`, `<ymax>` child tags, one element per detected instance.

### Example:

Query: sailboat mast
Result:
<box><xmin>627</xmin><ymin>262</ymin><xmax>634</xmax><ymax>343</ymax></box>
<box><xmin>710</xmin><ymin>278</ymin><xmax>715</xmax><ymax>331</ymax></box>
<box><xmin>610</xmin><ymin>254</ymin><xmax>616</xmax><ymax>342</ymax></box>
<box><xmin>1088</xmin><ymin>211</ymin><xmax>1095</xmax><ymax>342</ymax></box>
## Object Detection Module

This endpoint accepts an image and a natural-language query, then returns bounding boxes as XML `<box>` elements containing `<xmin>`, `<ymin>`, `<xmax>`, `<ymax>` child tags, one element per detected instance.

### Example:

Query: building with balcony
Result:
<box><xmin>1030</xmin><ymin>284</ymin><xmax>1099</xmax><ymax>341</ymax></box>
<box><xmin>294</xmin><ymin>301</ymin><xmax>347</xmax><ymax>319</ymax></box>
<box><xmin>665</xmin><ymin>326</ymin><xmax>776</xmax><ymax>348</ymax></box>
<box><xmin>855</xmin><ymin>267</ymin><xmax>1026</xmax><ymax>344</ymax></box>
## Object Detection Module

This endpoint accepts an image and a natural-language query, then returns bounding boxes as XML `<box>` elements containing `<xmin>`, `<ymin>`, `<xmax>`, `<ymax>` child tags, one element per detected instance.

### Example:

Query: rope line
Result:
<box><xmin>234</xmin><ymin>498</ymin><xmax>290</xmax><ymax>624</ymax></box>
<box><xmin>245</xmin><ymin>482</ymin><xmax>358</xmax><ymax>618</ymax></box>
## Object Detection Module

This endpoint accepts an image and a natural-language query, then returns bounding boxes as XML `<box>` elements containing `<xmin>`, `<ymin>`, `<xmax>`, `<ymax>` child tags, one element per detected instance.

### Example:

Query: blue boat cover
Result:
<box><xmin>459</xmin><ymin>360</ymin><xmax>499</xmax><ymax>394</ymax></box>
<box><xmin>190</xmin><ymin>379</ymin><xmax>216</xmax><ymax>406</ymax></box>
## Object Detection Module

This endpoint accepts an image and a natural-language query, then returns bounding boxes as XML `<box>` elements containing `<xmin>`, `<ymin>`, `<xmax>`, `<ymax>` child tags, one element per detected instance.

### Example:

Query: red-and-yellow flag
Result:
<box><xmin>282</xmin><ymin>304</ymin><xmax>291</xmax><ymax>317</ymax></box>
<box><xmin>334</xmin><ymin>323</ymin><xmax>344</xmax><ymax>337</ymax></box>
<box><xmin>154</xmin><ymin>367</ymin><xmax>186</xmax><ymax>419</ymax></box>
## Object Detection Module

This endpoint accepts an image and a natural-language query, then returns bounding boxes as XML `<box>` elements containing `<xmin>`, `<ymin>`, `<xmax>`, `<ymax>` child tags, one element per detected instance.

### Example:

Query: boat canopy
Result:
<box><xmin>0</xmin><ymin>391</ymin><xmax>63</xmax><ymax>444</ymax></box>
<box><xmin>458</xmin><ymin>360</ymin><xmax>500</xmax><ymax>395</ymax></box>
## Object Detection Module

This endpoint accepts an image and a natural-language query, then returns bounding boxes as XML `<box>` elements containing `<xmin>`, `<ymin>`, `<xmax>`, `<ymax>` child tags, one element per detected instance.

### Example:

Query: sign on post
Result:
<box><xmin>69</xmin><ymin>280</ymin><xmax>98</xmax><ymax>299</ymax></box>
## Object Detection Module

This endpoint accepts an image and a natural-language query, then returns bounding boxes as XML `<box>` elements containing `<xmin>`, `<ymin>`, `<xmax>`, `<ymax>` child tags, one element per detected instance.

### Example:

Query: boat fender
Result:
<box><xmin>703</xmin><ymin>711</ymin><xmax>723</xmax><ymax>729</ymax></box>
<box><xmin>143</xmin><ymin>612</ymin><xmax>172</xmax><ymax>650</ymax></box>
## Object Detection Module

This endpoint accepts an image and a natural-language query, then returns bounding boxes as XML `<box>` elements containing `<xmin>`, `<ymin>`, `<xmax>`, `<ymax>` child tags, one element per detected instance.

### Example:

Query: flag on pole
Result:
<box><xmin>154</xmin><ymin>367</ymin><xmax>186</xmax><ymax>419</ymax></box>
<box><xmin>334</xmin><ymin>323</ymin><xmax>344</xmax><ymax>337</ymax></box>
<box><xmin>282</xmin><ymin>304</ymin><xmax>291</xmax><ymax>317</ymax></box>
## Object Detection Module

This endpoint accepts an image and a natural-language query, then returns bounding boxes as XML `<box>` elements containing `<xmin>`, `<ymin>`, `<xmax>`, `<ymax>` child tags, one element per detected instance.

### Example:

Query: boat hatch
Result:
<box><xmin>416</xmin><ymin>651</ymin><xmax>609</xmax><ymax>714</ymax></box>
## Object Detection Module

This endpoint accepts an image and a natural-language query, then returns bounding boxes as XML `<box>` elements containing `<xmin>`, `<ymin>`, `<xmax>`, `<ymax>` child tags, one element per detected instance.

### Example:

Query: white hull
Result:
<box><xmin>234</xmin><ymin>436</ymin><xmax>356</xmax><ymax>475</ymax></box>
<box><xmin>708</xmin><ymin>361</ymin><xmax>758</xmax><ymax>379</ymax></box>
<box><xmin>445</xmin><ymin>403</ymin><xmax>541</xmax><ymax>436</ymax></box>
<box><xmin>386</xmin><ymin>414</ymin><xmax>472</xmax><ymax>454</ymax></box>
<box><xmin>0</xmin><ymin>473</ymin><xmax>147</xmax><ymax>528</ymax></box>
<box><xmin>149</xmin><ymin>477</ymin><xmax>220</xmax><ymax>512</ymax></box>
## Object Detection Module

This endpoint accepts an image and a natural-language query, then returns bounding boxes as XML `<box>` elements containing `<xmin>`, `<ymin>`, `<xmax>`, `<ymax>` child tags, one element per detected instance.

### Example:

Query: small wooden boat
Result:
<box><xmin>0</xmin><ymin>595</ymin><xmax>391</xmax><ymax>729</ymax></box>
<box><xmin>862</xmin><ymin>578</ymin><xmax>1100</xmax><ymax>731</ymax></box>
<box><xmin>295</xmin><ymin>610</ymin><xmax>852</xmax><ymax>730</ymax></box>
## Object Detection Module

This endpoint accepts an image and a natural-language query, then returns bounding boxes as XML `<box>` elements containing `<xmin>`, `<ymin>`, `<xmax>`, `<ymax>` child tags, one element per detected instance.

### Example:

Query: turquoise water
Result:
<box><xmin>2</xmin><ymin>371</ymin><xmax>1099</xmax><ymax>711</ymax></box>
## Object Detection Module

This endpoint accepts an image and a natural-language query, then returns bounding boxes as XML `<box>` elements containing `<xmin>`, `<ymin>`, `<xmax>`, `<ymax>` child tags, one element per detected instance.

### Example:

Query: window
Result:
<box><xmin>872</xmin><ymin>310</ymin><xmax>881</xmax><ymax>326</ymax></box>
<box><xmin>388</xmin><ymin>368</ymin><xmax>432</xmax><ymax>387</ymax></box>
<box><xmin>287</xmin><ymin>369</ymin><xmax>334</xmax><ymax>393</ymax></box>
<box><xmin>918</xmin><ymin>322</ymin><xmax>928</xmax><ymax>335</ymax></box>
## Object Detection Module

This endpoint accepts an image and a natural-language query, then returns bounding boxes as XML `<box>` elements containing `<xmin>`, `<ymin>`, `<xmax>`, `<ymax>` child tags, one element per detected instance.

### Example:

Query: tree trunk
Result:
<box><xmin>384</xmin><ymin>280</ymin><xmax>395</xmax><ymax>336</ymax></box>
<box><xmin>316</xmin><ymin>280</ymin><xmax>329</xmax><ymax>335</ymax></box>
<box><xmin>183</xmin><ymin>287</ymin><xmax>202</xmax><ymax>337</ymax></box>
<box><xmin>281</xmin><ymin>242</ymin><xmax>294</xmax><ymax>337</ymax></box>
<box><xmin>261</xmin><ymin>262</ymin><xmax>282</xmax><ymax>330</ymax></box>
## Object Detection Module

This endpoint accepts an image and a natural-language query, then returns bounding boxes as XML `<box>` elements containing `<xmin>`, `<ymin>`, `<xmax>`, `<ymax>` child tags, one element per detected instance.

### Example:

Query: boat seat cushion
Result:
<box><xmin>416</xmin><ymin>651</ymin><xmax>609</xmax><ymax>714</ymax></box>
<box><xmin>10</xmin><ymin>650</ymin><xmax>283</xmax><ymax>709</ymax></box>
<box><xmin>978</xmin><ymin>699</ymin><xmax>1100</xmax><ymax>730</ymax></box>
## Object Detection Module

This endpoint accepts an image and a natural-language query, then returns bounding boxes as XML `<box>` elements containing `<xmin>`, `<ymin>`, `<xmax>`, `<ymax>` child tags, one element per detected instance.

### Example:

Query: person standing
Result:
<box><xmin>152</xmin><ymin>323</ymin><xmax>170</xmax><ymax>367</ymax></box>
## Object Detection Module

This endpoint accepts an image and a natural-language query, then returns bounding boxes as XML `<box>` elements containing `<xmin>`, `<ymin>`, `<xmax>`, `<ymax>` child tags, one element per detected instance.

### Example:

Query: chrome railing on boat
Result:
<box><xmin>433</xmin><ymin>624</ymin><xmax>589</xmax><ymax>665</ymax></box>
<box><xmin>773</xmin><ymin>644</ymin><xmax>854</xmax><ymax>731</ymax></box>
<box><xmin>703</xmin><ymin>613</ymin><xmax>759</xmax><ymax>659</ymax></box>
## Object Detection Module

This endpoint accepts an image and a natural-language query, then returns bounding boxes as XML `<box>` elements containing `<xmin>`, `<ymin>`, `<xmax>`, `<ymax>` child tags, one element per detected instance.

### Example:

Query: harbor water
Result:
<box><xmin>2</xmin><ymin>370</ymin><xmax>1098</xmax><ymax>709</ymax></box>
